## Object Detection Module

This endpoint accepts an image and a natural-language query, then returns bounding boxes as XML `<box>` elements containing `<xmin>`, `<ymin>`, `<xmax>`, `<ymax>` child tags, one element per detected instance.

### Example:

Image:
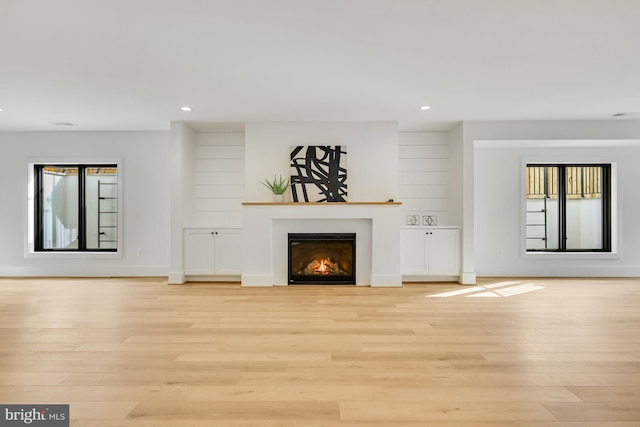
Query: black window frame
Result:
<box><xmin>526</xmin><ymin>163</ymin><xmax>611</xmax><ymax>253</ymax></box>
<box><xmin>34</xmin><ymin>164</ymin><xmax>118</xmax><ymax>252</ymax></box>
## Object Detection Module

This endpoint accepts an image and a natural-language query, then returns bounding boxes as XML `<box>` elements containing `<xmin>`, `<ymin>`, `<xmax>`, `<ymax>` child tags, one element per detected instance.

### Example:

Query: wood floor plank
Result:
<box><xmin>67</xmin><ymin>402</ymin><xmax>139</xmax><ymax>421</ymax></box>
<box><xmin>296</xmin><ymin>422</ymin><xmax>640</xmax><ymax>427</ymax></box>
<box><xmin>1</xmin><ymin>385</ymin><xmax>382</xmax><ymax>402</ymax></box>
<box><xmin>127</xmin><ymin>401</ymin><xmax>339</xmax><ymax>421</ymax></box>
<box><xmin>75</xmin><ymin>343</ymin><xmax>222</xmax><ymax>352</ymax></box>
<box><xmin>0</xmin><ymin>372</ymin><xmax>71</xmax><ymax>385</ymax></box>
<box><xmin>447</xmin><ymin>360</ymin><xmax>623</xmax><ymax>374</ymax></box>
<box><xmin>60</xmin><ymin>371</ymin><xmax>243</xmax><ymax>386</ymax></box>
<box><xmin>68</xmin><ymin>422</ymin><xmax>640</xmax><ymax>427</ymax></box>
<box><xmin>483</xmin><ymin>352</ymin><xmax>640</xmax><ymax>362</ymax></box>
<box><xmin>566</xmin><ymin>386</ymin><xmax>640</xmax><ymax>403</ymax></box>
<box><xmin>72</xmin><ymin>422</ymin><xmax>296</xmax><ymax>427</ymax></box>
<box><xmin>376</xmin><ymin>386</ymin><xmax>583</xmax><ymax>403</ymax></box>
<box><xmin>585</xmin><ymin>373</ymin><xmax>640</xmax><ymax>386</ymax></box>
<box><xmin>610</xmin><ymin>362</ymin><xmax>640</xmax><ymax>373</ymax></box>
<box><xmin>543</xmin><ymin>403</ymin><xmax>640</xmax><ymax>422</ymax></box>
<box><xmin>238</xmin><ymin>371</ymin><xmax>600</xmax><ymax>387</ymax></box>
<box><xmin>339</xmin><ymin>401</ymin><xmax>558</xmax><ymax>422</ymax></box>
<box><xmin>176</xmin><ymin>351</ymin><xmax>332</xmax><ymax>362</ymax></box>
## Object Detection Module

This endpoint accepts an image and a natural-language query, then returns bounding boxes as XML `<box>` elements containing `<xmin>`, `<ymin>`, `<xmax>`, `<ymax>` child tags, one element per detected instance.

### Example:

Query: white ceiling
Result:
<box><xmin>1</xmin><ymin>0</ymin><xmax>639</xmax><ymax>132</ymax></box>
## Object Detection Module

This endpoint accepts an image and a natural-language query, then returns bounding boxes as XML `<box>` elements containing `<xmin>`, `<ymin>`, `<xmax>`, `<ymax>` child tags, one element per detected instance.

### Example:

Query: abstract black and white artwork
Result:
<box><xmin>290</xmin><ymin>146</ymin><xmax>347</xmax><ymax>202</ymax></box>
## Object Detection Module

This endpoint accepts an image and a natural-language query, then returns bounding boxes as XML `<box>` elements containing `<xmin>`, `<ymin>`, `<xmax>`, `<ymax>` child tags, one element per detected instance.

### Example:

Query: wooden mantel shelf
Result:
<box><xmin>242</xmin><ymin>201</ymin><xmax>401</xmax><ymax>206</ymax></box>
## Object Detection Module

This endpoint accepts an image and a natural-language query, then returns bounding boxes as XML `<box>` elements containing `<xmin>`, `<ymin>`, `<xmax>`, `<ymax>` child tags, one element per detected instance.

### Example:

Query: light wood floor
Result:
<box><xmin>1</xmin><ymin>277</ymin><xmax>639</xmax><ymax>426</ymax></box>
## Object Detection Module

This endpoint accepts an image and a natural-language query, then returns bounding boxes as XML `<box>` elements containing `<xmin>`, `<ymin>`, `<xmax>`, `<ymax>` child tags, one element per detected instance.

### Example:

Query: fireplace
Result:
<box><xmin>288</xmin><ymin>233</ymin><xmax>356</xmax><ymax>284</ymax></box>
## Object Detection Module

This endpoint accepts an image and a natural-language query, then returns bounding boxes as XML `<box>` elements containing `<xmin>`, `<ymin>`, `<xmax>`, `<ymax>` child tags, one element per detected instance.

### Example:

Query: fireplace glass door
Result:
<box><xmin>288</xmin><ymin>233</ymin><xmax>356</xmax><ymax>284</ymax></box>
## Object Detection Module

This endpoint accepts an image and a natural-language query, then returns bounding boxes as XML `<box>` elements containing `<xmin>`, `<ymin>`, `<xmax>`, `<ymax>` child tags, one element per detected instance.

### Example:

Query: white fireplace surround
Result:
<box><xmin>242</xmin><ymin>202</ymin><xmax>402</xmax><ymax>286</ymax></box>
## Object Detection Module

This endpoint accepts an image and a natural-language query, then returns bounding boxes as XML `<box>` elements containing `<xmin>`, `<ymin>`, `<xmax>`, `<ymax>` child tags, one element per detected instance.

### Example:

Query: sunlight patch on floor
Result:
<box><xmin>424</xmin><ymin>286</ymin><xmax>485</xmax><ymax>298</ymax></box>
<box><xmin>427</xmin><ymin>281</ymin><xmax>544</xmax><ymax>298</ymax></box>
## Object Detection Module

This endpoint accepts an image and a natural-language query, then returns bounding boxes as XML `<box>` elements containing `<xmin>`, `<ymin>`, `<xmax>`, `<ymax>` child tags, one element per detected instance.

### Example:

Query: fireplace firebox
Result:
<box><xmin>288</xmin><ymin>233</ymin><xmax>356</xmax><ymax>284</ymax></box>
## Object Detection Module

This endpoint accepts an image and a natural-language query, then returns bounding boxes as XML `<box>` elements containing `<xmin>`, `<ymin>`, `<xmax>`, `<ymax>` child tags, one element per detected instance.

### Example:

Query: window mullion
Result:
<box><xmin>602</xmin><ymin>165</ymin><xmax>611</xmax><ymax>251</ymax></box>
<box><xmin>78</xmin><ymin>166</ymin><xmax>87</xmax><ymax>250</ymax></box>
<box><xmin>558</xmin><ymin>165</ymin><xmax>567</xmax><ymax>251</ymax></box>
<box><xmin>34</xmin><ymin>166</ymin><xmax>43</xmax><ymax>251</ymax></box>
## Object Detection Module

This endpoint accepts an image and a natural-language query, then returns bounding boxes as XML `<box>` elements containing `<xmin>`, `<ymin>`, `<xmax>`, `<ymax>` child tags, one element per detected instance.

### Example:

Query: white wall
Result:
<box><xmin>474</xmin><ymin>137</ymin><xmax>640</xmax><ymax>277</ymax></box>
<box><xmin>0</xmin><ymin>131</ymin><xmax>170</xmax><ymax>276</ymax></box>
<box><xmin>448</xmin><ymin>123</ymin><xmax>463</xmax><ymax>227</ymax></box>
<box><xmin>193</xmin><ymin>132</ymin><xmax>244</xmax><ymax>226</ymax></box>
<box><xmin>398</xmin><ymin>132</ymin><xmax>452</xmax><ymax>226</ymax></box>
<box><xmin>461</xmin><ymin>120</ymin><xmax>640</xmax><ymax>280</ymax></box>
<box><xmin>9</xmin><ymin>120</ymin><xmax>637</xmax><ymax>280</ymax></box>
<box><xmin>245</xmin><ymin>122</ymin><xmax>398</xmax><ymax>202</ymax></box>
<box><xmin>169</xmin><ymin>122</ymin><xmax>195</xmax><ymax>283</ymax></box>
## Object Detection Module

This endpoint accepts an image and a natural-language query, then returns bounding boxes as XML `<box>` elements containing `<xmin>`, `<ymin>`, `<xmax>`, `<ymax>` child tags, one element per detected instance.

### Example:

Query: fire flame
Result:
<box><xmin>317</xmin><ymin>259</ymin><xmax>328</xmax><ymax>273</ymax></box>
<box><xmin>300</xmin><ymin>257</ymin><xmax>344</xmax><ymax>276</ymax></box>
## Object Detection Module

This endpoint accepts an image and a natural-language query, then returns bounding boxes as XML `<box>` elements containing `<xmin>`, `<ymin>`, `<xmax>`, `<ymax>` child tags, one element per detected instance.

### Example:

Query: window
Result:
<box><xmin>525</xmin><ymin>164</ymin><xmax>611</xmax><ymax>252</ymax></box>
<box><xmin>34</xmin><ymin>164</ymin><xmax>118</xmax><ymax>252</ymax></box>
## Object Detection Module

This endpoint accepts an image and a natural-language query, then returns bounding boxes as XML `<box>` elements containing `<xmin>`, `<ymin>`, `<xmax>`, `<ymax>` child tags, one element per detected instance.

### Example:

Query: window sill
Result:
<box><xmin>523</xmin><ymin>251</ymin><xmax>620</xmax><ymax>260</ymax></box>
<box><xmin>25</xmin><ymin>250</ymin><xmax>122</xmax><ymax>260</ymax></box>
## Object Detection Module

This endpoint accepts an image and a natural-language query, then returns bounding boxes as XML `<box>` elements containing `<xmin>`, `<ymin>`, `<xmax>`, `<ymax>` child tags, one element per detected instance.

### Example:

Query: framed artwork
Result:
<box><xmin>290</xmin><ymin>145</ymin><xmax>347</xmax><ymax>202</ymax></box>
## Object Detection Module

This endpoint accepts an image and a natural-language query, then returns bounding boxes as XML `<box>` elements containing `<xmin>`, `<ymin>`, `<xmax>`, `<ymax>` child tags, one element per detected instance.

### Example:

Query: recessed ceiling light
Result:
<box><xmin>181</xmin><ymin>106</ymin><xmax>192</xmax><ymax>112</ymax></box>
<box><xmin>0</xmin><ymin>108</ymin><xmax>3</xmax><ymax>112</ymax></box>
<box><xmin>419</xmin><ymin>105</ymin><xmax>431</xmax><ymax>110</ymax></box>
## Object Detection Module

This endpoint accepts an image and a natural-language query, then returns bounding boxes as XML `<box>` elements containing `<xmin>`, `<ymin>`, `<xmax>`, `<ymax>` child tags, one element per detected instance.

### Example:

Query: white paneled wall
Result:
<box><xmin>193</xmin><ymin>133</ymin><xmax>245</xmax><ymax>226</ymax></box>
<box><xmin>398</xmin><ymin>132</ymin><xmax>450</xmax><ymax>225</ymax></box>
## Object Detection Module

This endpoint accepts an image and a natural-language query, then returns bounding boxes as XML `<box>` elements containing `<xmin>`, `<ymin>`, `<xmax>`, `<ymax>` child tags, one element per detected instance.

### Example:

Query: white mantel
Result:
<box><xmin>241</xmin><ymin>202</ymin><xmax>402</xmax><ymax>287</ymax></box>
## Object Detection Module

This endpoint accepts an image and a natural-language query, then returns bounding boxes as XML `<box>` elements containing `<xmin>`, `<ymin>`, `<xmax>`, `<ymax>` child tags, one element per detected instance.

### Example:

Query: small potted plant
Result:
<box><xmin>261</xmin><ymin>174</ymin><xmax>290</xmax><ymax>202</ymax></box>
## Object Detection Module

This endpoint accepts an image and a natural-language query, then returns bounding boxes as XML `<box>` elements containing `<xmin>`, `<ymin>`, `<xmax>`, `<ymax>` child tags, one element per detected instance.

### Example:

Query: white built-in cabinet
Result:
<box><xmin>401</xmin><ymin>226</ymin><xmax>460</xmax><ymax>278</ymax></box>
<box><xmin>183</xmin><ymin>228</ymin><xmax>242</xmax><ymax>275</ymax></box>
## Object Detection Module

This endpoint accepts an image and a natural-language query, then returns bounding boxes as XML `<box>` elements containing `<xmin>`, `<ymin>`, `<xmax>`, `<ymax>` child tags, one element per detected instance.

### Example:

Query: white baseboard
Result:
<box><xmin>459</xmin><ymin>271</ymin><xmax>477</xmax><ymax>285</ymax></box>
<box><xmin>371</xmin><ymin>274</ymin><xmax>403</xmax><ymax>287</ymax></box>
<box><xmin>241</xmin><ymin>274</ymin><xmax>274</xmax><ymax>286</ymax></box>
<box><xmin>0</xmin><ymin>265</ymin><xmax>169</xmax><ymax>278</ymax></box>
<box><xmin>184</xmin><ymin>275</ymin><xmax>240</xmax><ymax>282</ymax></box>
<box><xmin>168</xmin><ymin>271</ymin><xmax>185</xmax><ymax>284</ymax></box>
<box><xmin>403</xmin><ymin>275</ymin><xmax>459</xmax><ymax>282</ymax></box>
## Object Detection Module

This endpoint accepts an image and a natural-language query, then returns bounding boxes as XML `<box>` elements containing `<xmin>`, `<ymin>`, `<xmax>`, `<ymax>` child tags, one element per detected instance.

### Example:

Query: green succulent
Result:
<box><xmin>261</xmin><ymin>174</ymin><xmax>290</xmax><ymax>195</ymax></box>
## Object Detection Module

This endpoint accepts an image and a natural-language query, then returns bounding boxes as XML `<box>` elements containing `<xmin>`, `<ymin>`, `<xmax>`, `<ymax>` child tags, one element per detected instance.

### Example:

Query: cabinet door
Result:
<box><xmin>427</xmin><ymin>229</ymin><xmax>460</xmax><ymax>275</ymax></box>
<box><xmin>184</xmin><ymin>229</ymin><xmax>215</xmax><ymax>275</ymax></box>
<box><xmin>401</xmin><ymin>229</ymin><xmax>428</xmax><ymax>275</ymax></box>
<box><xmin>213</xmin><ymin>230</ymin><xmax>242</xmax><ymax>275</ymax></box>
